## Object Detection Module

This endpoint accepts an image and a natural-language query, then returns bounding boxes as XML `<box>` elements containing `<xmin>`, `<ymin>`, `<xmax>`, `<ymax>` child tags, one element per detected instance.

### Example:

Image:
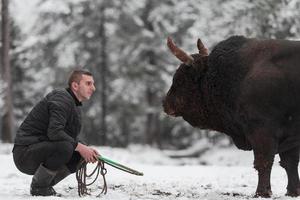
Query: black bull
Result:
<box><xmin>163</xmin><ymin>36</ymin><xmax>300</xmax><ymax>197</ymax></box>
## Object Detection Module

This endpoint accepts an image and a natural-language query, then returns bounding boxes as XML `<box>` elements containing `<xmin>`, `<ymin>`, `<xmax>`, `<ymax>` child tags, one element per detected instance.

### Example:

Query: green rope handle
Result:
<box><xmin>98</xmin><ymin>156</ymin><xmax>144</xmax><ymax>176</ymax></box>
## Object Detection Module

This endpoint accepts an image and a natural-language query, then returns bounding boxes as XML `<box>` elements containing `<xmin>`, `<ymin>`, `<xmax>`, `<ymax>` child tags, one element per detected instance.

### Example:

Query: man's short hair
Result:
<box><xmin>68</xmin><ymin>69</ymin><xmax>93</xmax><ymax>88</ymax></box>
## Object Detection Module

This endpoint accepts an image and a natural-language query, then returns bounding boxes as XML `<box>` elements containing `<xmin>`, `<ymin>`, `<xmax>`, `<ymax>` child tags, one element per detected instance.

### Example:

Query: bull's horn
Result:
<box><xmin>167</xmin><ymin>37</ymin><xmax>194</xmax><ymax>66</ymax></box>
<box><xmin>197</xmin><ymin>39</ymin><xmax>208</xmax><ymax>56</ymax></box>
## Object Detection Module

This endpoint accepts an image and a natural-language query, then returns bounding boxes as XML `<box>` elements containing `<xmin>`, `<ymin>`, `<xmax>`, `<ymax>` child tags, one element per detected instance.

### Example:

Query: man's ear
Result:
<box><xmin>71</xmin><ymin>82</ymin><xmax>79</xmax><ymax>91</ymax></box>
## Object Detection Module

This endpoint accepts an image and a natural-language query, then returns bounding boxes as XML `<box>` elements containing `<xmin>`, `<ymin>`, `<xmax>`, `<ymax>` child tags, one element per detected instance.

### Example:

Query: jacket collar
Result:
<box><xmin>66</xmin><ymin>88</ymin><xmax>82</xmax><ymax>106</ymax></box>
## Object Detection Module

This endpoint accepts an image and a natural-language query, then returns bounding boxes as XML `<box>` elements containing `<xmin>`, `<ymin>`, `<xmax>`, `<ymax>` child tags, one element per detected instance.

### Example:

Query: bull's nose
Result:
<box><xmin>162</xmin><ymin>99</ymin><xmax>176</xmax><ymax>116</ymax></box>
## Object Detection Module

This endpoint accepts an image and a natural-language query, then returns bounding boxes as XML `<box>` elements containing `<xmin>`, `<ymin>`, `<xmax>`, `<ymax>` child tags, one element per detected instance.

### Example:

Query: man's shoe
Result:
<box><xmin>30</xmin><ymin>164</ymin><xmax>60</xmax><ymax>196</ymax></box>
<box><xmin>30</xmin><ymin>185</ymin><xmax>61</xmax><ymax>196</ymax></box>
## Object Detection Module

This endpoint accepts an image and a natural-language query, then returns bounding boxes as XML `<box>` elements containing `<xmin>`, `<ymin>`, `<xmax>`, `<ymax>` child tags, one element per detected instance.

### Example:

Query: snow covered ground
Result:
<box><xmin>0</xmin><ymin>143</ymin><xmax>296</xmax><ymax>200</ymax></box>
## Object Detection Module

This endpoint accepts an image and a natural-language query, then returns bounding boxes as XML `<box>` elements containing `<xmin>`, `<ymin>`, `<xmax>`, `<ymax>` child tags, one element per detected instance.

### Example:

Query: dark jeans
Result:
<box><xmin>13</xmin><ymin>141</ymin><xmax>82</xmax><ymax>175</ymax></box>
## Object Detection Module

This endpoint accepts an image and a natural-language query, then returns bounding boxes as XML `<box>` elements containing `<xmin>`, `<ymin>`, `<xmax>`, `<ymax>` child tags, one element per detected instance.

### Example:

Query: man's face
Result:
<box><xmin>73</xmin><ymin>74</ymin><xmax>96</xmax><ymax>102</ymax></box>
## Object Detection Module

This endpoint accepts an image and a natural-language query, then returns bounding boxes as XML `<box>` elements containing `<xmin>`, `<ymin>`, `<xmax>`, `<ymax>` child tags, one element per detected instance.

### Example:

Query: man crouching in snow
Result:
<box><xmin>12</xmin><ymin>69</ymin><xmax>99</xmax><ymax>196</ymax></box>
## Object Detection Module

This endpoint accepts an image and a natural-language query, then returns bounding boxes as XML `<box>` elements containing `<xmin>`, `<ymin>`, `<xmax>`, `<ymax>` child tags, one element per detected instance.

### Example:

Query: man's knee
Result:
<box><xmin>53</xmin><ymin>141</ymin><xmax>74</xmax><ymax>161</ymax></box>
<box><xmin>43</xmin><ymin>141</ymin><xmax>75</xmax><ymax>170</ymax></box>
<box><xmin>66</xmin><ymin>152</ymin><xmax>82</xmax><ymax>173</ymax></box>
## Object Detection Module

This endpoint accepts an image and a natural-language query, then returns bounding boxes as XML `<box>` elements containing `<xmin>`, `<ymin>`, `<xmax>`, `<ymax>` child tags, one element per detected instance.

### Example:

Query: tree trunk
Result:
<box><xmin>120</xmin><ymin>109</ymin><xmax>129</xmax><ymax>147</ymax></box>
<box><xmin>145</xmin><ymin>86</ymin><xmax>155</xmax><ymax>144</ymax></box>
<box><xmin>141</xmin><ymin>1</ymin><xmax>162</xmax><ymax>146</ymax></box>
<box><xmin>144</xmin><ymin>85</ymin><xmax>161</xmax><ymax>147</ymax></box>
<box><xmin>99</xmin><ymin>4</ymin><xmax>107</xmax><ymax>145</ymax></box>
<box><xmin>1</xmin><ymin>0</ymin><xmax>14</xmax><ymax>143</ymax></box>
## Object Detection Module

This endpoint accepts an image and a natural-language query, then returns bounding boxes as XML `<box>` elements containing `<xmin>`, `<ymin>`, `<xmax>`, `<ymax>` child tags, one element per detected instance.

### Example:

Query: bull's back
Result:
<box><xmin>238</xmin><ymin>39</ymin><xmax>300</xmax><ymax>137</ymax></box>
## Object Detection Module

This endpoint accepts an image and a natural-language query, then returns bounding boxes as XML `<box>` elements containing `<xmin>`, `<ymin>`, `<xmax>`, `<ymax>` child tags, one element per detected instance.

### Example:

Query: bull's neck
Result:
<box><xmin>200</xmin><ymin>78</ymin><xmax>229</xmax><ymax>133</ymax></box>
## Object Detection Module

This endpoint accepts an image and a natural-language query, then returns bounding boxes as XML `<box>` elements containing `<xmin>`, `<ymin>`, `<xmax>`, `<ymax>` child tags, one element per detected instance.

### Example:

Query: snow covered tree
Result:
<box><xmin>29</xmin><ymin>0</ymin><xmax>123</xmax><ymax>145</ymax></box>
<box><xmin>0</xmin><ymin>0</ymin><xmax>33</xmax><ymax>143</ymax></box>
<box><xmin>110</xmin><ymin>0</ymin><xmax>205</xmax><ymax>148</ymax></box>
<box><xmin>12</xmin><ymin>0</ymin><xmax>300</xmax><ymax>149</ymax></box>
<box><xmin>1</xmin><ymin>0</ymin><xmax>14</xmax><ymax>143</ymax></box>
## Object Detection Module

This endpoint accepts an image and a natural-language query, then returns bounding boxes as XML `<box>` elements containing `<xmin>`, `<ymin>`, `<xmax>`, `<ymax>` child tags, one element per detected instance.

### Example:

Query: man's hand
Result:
<box><xmin>75</xmin><ymin>143</ymin><xmax>99</xmax><ymax>163</ymax></box>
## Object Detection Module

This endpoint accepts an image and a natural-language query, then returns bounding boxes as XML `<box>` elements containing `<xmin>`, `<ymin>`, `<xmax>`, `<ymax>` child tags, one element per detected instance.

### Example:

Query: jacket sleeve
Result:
<box><xmin>47</xmin><ymin>95</ymin><xmax>78</xmax><ymax>149</ymax></box>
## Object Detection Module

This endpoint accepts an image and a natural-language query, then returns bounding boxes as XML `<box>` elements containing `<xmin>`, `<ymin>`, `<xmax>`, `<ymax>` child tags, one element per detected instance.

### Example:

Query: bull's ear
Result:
<box><xmin>197</xmin><ymin>39</ymin><xmax>208</xmax><ymax>56</ymax></box>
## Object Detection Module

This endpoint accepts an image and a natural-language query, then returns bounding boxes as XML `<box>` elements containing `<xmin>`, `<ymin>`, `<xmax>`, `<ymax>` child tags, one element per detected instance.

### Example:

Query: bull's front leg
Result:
<box><xmin>253</xmin><ymin>150</ymin><xmax>275</xmax><ymax>197</ymax></box>
<box><xmin>248</xmin><ymin>129</ymin><xmax>277</xmax><ymax>198</ymax></box>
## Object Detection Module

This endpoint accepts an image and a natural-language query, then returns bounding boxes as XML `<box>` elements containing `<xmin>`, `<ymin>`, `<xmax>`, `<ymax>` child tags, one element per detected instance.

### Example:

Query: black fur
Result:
<box><xmin>163</xmin><ymin>35</ymin><xmax>300</xmax><ymax>197</ymax></box>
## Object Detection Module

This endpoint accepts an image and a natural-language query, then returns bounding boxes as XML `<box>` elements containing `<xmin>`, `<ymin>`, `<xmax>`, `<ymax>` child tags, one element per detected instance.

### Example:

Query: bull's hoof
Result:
<box><xmin>254</xmin><ymin>190</ymin><xmax>272</xmax><ymax>198</ymax></box>
<box><xmin>286</xmin><ymin>188</ymin><xmax>300</xmax><ymax>197</ymax></box>
<box><xmin>286</xmin><ymin>192</ymin><xmax>298</xmax><ymax>197</ymax></box>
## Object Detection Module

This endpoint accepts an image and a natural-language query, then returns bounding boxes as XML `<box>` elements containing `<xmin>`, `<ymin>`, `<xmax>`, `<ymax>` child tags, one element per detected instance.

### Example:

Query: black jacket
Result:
<box><xmin>14</xmin><ymin>88</ymin><xmax>82</xmax><ymax>149</ymax></box>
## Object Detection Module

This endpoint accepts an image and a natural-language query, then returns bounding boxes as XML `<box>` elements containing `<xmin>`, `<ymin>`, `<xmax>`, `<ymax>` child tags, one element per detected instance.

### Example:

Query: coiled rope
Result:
<box><xmin>76</xmin><ymin>160</ymin><xmax>107</xmax><ymax>196</ymax></box>
<box><xmin>76</xmin><ymin>156</ymin><xmax>143</xmax><ymax>197</ymax></box>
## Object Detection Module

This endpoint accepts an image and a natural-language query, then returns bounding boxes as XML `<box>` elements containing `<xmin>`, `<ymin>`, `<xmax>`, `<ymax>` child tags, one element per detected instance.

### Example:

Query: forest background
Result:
<box><xmin>1</xmin><ymin>0</ymin><xmax>300</xmax><ymax>150</ymax></box>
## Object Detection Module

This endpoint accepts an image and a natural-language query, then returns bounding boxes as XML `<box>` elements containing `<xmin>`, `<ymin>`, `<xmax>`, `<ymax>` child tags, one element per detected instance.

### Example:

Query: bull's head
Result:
<box><xmin>163</xmin><ymin>37</ymin><xmax>209</xmax><ymax>126</ymax></box>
